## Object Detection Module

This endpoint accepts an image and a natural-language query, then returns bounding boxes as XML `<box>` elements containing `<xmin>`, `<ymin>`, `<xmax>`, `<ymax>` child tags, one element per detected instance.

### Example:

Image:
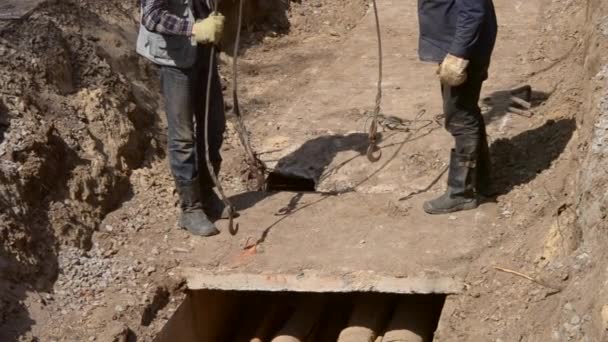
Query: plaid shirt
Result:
<box><xmin>141</xmin><ymin>0</ymin><xmax>215</xmax><ymax>36</ymax></box>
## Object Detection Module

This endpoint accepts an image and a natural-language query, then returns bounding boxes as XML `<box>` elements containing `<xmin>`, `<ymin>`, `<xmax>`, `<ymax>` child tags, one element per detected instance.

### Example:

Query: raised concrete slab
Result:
<box><xmin>178</xmin><ymin>191</ymin><xmax>497</xmax><ymax>294</ymax></box>
<box><xmin>183</xmin><ymin>269</ymin><xmax>464</xmax><ymax>294</ymax></box>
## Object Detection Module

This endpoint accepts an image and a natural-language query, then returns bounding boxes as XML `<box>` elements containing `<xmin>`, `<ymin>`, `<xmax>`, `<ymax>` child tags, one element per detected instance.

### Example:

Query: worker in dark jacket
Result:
<box><xmin>417</xmin><ymin>0</ymin><xmax>498</xmax><ymax>214</ymax></box>
<box><xmin>137</xmin><ymin>0</ymin><xmax>232</xmax><ymax>236</ymax></box>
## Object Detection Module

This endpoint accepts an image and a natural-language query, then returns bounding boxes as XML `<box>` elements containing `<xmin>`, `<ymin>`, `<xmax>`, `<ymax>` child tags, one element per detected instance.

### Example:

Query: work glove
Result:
<box><xmin>192</xmin><ymin>12</ymin><xmax>225</xmax><ymax>45</ymax></box>
<box><xmin>438</xmin><ymin>54</ymin><xmax>469</xmax><ymax>87</ymax></box>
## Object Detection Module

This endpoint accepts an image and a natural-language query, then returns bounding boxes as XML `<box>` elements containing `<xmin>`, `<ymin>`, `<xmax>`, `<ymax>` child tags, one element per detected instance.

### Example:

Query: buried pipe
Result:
<box><xmin>337</xmin><ymin>294</ymin><xmax>394</xmax><ymax>342</ymax></box>
<box><xmin>247</xmin><ymin>301</ymin><xmax>293</xmax><ymax>342</ymax></box>
<box><xmin>271</xmin><ymin>295</ymin><xmax>326</xmax><ymax>342</ymax></box>
<box><xmin>155</xmin><ymin>290</ymin><xmax>448</xmax><ymax>342</ymax></box>
<box><xmin>381</xmin><ymin>296</ymin><xmax>442</xmax><ymax>342</ymax></box>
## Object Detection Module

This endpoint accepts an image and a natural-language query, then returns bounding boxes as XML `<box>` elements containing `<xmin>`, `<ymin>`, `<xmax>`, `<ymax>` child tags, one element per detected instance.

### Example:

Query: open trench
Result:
<box><xmin>156</xmin><ymin>290</ymin><xmax>446</xmax><ymax>342</ymax></box>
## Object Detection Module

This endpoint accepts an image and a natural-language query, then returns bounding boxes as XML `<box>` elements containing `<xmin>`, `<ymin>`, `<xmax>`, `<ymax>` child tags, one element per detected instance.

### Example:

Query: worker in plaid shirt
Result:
<box><xmin>137</xmin><ymin>0</ymin><xmax>233</xmax><ymax>237</ymax></box>
<box><xmin>142</xmin><ymin>0</ymin><xmax>212</xmax><ymax>36</ymax></box>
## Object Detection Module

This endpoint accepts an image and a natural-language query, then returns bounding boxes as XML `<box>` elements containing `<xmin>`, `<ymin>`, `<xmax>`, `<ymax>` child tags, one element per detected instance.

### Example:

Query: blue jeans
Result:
<box><xmin>161</xmin><ymin>46</ymin><xmax>226</xmax><ymax>187</ymax></box>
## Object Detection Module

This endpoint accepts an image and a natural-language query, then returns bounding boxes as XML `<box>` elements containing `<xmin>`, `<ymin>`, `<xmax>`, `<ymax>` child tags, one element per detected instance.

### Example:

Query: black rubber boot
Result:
<box><xmin>176</xmin><ymin>178</ymin><xmax>219</xmax><ymax>237</ymax></box>
<box><xmin>423</xmin><ymin>150</ymin><xmax>479</xmax><ymax>214</ymax></box>
<box><xmin>476</xmin><ymin>122</ymin><xmax>495</xmax><ymax>197</ymax></box>
<box><xmin>200</xmin><ymin>161</ymin><xmax>239</xmax><ymax>220</ymax></box>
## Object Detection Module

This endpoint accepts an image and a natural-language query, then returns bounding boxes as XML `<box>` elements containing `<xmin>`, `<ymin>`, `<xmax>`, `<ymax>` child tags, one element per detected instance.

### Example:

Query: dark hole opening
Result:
<box><xmin>265</xmin><ymin>171</ymin><xmax>317</xmax><ymax>192</ymax></box>
<box><xmin>157</xmin><ymin>290</ymin><xmax>447</xmax><ymax>342</ymax></box>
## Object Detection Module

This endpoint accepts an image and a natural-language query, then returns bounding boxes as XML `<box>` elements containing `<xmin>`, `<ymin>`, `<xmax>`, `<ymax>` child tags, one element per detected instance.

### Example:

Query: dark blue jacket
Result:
<box><xmin>418</xmin><ymin>0</ymin><xmax>497</xmax><ymax>64</ymax></box>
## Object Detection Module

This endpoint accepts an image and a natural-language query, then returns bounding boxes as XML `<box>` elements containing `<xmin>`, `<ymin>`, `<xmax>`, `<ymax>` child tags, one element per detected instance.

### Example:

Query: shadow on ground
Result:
<box><xmin>482</xmin><ymin>88</ymin><xmax>551</xmax><ymax>125</ymax></box>
<box><xmin>230</xmin><ymin>118</ymin><xmax>575</xmax><ymax>248</ymax></box>
<box><xmin>230</xmin><ymin>122</ymin><xmax>444</xmax><ymax>248</ymax></box>
<box><xmin>490</xmin><ymin>118</ymin><xmax>576</xmax><ymax>195</ymax></box>
<box><xmin>230</xmin><ymin>132</ymin><xmax>369</xmax><ymax>213</ymax></box>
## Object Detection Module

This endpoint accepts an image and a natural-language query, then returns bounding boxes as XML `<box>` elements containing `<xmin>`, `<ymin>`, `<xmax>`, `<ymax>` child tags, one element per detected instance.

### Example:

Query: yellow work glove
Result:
<box><xmin>438</xmin><ymin>53</ymin><xmax>469</xmax><ymax>86</ymax></box>
<box><xmin>192</xmin><ymin>12</ymin><xmax>225</xmax><ymax>45</ymax></box>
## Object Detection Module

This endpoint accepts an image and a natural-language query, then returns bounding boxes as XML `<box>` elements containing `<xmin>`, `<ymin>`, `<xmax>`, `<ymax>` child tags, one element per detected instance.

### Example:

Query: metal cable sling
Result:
<box><xmin>231</xmin><ymin>0</ymin><xmax>267</xmax><ymax>191</ymax></box>
<box><xmin>204</xmin><ymin>0</ymin><xmax>236</xmax><ymax>234</ymax></box>
<box><xmin>366</xmin><ymin>0</ymin><xmax>383</xmax><ymax>163</ymax></box>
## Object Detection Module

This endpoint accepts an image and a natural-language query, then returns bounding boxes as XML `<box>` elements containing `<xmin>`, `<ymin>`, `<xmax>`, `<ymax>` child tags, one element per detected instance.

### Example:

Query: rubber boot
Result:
<box><xmin>200</xmin><ymin>161</ymin><xmax>238</xmax><ymax>220</ymax></box>
<box><xmin>423</xmin><ymin>150</ymin><xmax>478</xmax><ymax>214</ymax></box>
<box><xmin>476</xmin><ymin>122</ymin><xmax>494</xmax><ymax>197</ymax></box>
<box><xmin>176</xmin><ymin>178</ymin><xmax>220</xmax><ymax>236</ymax></box>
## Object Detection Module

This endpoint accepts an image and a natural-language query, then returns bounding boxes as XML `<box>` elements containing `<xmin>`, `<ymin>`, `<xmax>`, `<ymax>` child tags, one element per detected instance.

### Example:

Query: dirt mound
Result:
<box><xmin>0</xmin><ymin>0</ymin><xmax>161</xmax><ymax>338</ymax></box>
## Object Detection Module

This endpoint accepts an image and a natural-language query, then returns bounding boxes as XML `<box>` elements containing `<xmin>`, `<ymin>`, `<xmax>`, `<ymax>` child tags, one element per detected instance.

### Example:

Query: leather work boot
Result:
<box><xmin>176</xmin><ymin>178</ymin><xmax>219</xmax><ymax>237</ymax></box>
<box><xmin>423</xmin><ymin>150</ymin><xmax>479</xmax><ymax>214</ymax></box>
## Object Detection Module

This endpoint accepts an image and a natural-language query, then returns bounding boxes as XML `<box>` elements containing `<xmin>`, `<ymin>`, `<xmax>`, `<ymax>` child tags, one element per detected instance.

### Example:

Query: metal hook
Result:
<box><xmin>367</xmin><ymin>143</ymin><xmax>382</xmax><ymax>162</ymax></box>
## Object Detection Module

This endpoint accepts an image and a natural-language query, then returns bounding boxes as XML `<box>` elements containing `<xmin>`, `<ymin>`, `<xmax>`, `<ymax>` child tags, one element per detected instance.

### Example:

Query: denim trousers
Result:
<box><xmin>160</xmin><ymin>46</ymin><xmax>226</xmax><ymax>187</ymax></box>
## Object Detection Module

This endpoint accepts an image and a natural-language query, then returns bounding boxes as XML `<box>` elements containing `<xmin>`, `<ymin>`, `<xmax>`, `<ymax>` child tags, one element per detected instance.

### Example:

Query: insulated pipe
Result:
<box><xmin>249</xmin><ymin>301</ymin><xmax>292</xmax><ymax>342</ymax></box>
<box><xmin>271</xmin><ymin>295</ymin><xmax>325</xmax><ymax>342</ymax></box>
<box><xmin>381</xmin><ymin>296</ymin><xmax>436</xmax><ymax>342</ymax></box>
<box><xmin>337</xmin><ymin>294</ymin><xmax>393</xmax><ymax>342</ymax></box>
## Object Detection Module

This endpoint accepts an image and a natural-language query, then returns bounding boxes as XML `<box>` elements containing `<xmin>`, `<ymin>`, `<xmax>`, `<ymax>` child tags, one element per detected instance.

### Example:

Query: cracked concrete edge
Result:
<box><xmin>179</xmin><ymin>267</ymin><xmax>465</xmax><ymax>294</ymax></box>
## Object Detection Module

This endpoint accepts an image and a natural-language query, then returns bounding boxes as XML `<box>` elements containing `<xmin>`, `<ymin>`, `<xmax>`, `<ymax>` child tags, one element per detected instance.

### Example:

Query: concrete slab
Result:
<box><xmin>183</xmin><ymin>269</ymin><xmax>463</xmax><ymax>294</ymax></box>
<box><xmin>171</xmin><ymin>0</ymin><xmax>528</xmax><ymax>296</ymax></box>
<box><xmin>178</xmin><ymin>191</ymin><xmax>497</xmax><ymax>294</ymax></box>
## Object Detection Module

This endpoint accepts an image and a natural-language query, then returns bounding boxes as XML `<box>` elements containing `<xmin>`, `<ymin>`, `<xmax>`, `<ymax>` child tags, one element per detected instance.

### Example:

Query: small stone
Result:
<box><xmin>105</xmin><ymin>225</ymin><xmax>114</xmax><ymax>232</ymax></box>
<box><xmin>145</xmin><ymin>266</ymin><xmax>156</xmax><ymax>275</ymax></box>
<box><xmin>569</xmin><ymin>315</ymin><xmax>581</xmax><ymax>326</ymax></box>
<box><xmin>115</xmin><ymin>305</ymin><xmax>124</xmax><ymax>312</ymax></box>
<box><xmin>89</xmin><ymin>336</ymin><xmax>96</xmax><ymax>341</ymax></box>
<box><xmin>564</xmin><ymin>303</ymin><xmax>574</xmax><ymax>311</ymax></box>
